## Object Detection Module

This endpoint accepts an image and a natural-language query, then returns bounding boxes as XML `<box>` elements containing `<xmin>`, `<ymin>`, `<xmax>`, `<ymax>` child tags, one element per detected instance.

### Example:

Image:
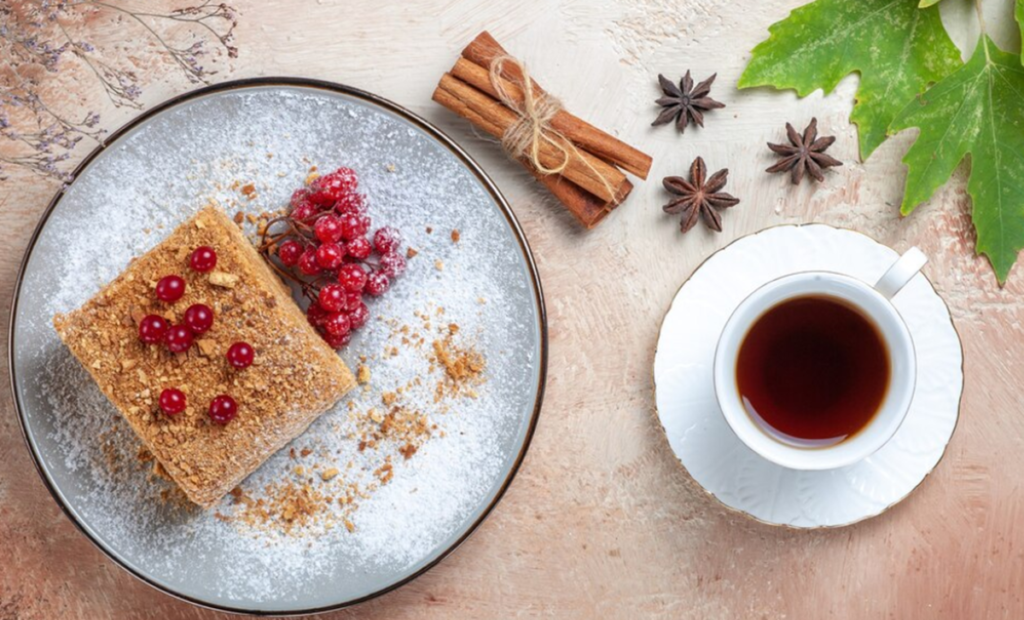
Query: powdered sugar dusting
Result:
<box><xmin>13</xmin><ymin>86</ymin><xmax>541</xmax><ymax>611</ymax></box>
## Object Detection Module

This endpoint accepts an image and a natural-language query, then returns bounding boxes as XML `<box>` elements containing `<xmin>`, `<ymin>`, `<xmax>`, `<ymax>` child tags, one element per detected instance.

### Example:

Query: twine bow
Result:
<box><xmin>489</xmin><ymin>56</ymin><xmax>616</xmax><ymax>201</ymax></box>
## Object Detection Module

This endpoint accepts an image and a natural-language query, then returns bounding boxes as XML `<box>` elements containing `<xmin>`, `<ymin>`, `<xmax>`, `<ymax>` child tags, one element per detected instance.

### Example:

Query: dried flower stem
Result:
<box><xmin>0</xmin><ymin>0</ymin><xmax>238</xmax><ymax>181</ymax></box>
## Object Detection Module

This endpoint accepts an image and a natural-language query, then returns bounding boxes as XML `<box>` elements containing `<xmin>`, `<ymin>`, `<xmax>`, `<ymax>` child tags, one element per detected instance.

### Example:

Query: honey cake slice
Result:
<box><xmin>54</xmin><ymin>206</ymin><xmax>356</xmax><ymax>508</ymax></box>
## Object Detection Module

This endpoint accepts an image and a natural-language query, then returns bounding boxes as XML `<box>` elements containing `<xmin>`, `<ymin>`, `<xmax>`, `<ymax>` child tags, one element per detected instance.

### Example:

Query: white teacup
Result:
<box><xmin>713</xmin><ymin>248</ymin><xmax>927</xmax><ymax>470</ymax></box>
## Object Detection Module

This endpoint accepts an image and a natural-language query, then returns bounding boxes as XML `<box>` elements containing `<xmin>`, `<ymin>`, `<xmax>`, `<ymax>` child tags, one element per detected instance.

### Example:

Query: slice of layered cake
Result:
<box><xmin>54</xmin><ymin>206</ymin><xmax>355</xmax><ymax>508</ymax></box>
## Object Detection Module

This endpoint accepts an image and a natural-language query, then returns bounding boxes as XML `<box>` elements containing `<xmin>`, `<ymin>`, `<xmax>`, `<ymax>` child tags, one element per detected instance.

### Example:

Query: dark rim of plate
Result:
<box><xmin>7</xmin><ymin>77</ymin><xmax>548</xmax><ymax>616</ymax></box>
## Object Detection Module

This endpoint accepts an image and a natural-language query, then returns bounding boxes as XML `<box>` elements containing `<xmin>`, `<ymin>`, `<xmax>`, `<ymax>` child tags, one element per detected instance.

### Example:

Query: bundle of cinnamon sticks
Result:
<box><xmin>433</xmin><ymin>32</ymin><xmax>652</xmax><ymax>229</ymax></box>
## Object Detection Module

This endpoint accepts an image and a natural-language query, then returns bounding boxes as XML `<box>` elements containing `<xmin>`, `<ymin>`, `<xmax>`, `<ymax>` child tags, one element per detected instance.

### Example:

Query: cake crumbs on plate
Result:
<box><xmin>226</xmin><ymin>480</ymin><xmax>340</xmax><ymax>534</ymax></box>
<box><xmin>208</xmin><ymin>305</ymin><xmax>483</xmax><ymax>540</ymax></box>
<box><xmin>432</xmin><ymin>330</ymin><xmax>486</xmax><ymax>402</ymax></box>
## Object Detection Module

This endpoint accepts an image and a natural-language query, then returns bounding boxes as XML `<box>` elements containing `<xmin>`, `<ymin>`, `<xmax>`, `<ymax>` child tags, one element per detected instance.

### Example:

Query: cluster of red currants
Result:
<box><xmin>267</xmin><ymin>167</ymin><xmax>406</xmax><ymax>349</ymax></box>
<box><xmin>137</xmin><ymin>245</ymin><xmax>252</xmax><ymax>424</ymax></box>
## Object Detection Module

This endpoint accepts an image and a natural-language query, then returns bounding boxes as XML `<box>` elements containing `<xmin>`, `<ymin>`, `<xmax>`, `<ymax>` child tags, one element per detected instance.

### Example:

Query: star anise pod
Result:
<box><xmin>652</xmin><ymin>71</ymin><xmax>725</xmax><ymax>133</ymax></box>
<box><xmin>663</xmin><ymin>157</ymin><xmax>739</xmax><ymax>233</ymax></box>
<box><xmin>766</xmin><ymin>118</ymin><xmax>843</xmax><ymax>184</ymax></box>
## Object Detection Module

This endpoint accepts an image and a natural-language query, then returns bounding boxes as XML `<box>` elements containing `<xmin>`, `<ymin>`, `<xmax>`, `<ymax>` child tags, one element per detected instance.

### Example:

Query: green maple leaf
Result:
<box><xmin>918</xmin><ymin>0</ymin><xmax>942</xmax><ymax>6</ymax></box>
<box><xmin>890</xmin><ymin>36</ymin><xmax>1024</xmax><ymax>283</ymax></box>
<box><xmin>738</xmin><ymin>0</ymin><xmax>962</xmax><ymax>161</ymax></box>
<box><xmin>1017</xmin><ymin>0</ymin><xmax>1024</xmax><ymax>64</ymax></box>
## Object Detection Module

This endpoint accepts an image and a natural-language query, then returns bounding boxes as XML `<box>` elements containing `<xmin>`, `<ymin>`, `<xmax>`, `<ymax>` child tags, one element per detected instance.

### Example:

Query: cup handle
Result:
<box><xmin>874</xmin><ymin>247</ymin><xmax>928</xmax><ymax>299</ymax></box>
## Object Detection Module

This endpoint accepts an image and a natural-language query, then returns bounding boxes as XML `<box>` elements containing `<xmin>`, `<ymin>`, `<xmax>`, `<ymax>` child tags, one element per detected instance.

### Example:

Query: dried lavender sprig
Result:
<box><xmin>0</xmin><ymin>0</ymin><xmax>238</xmax><ymax>181</ymax></box>
<box><xmin>85</xmin><ymin>0</ymin><xmax>238</xmax><ymax>85</ymax></box>
<box><xmin>0</xmin><ymin>81</ymin><xmax>102</xmax><ymax>182</ymax></box>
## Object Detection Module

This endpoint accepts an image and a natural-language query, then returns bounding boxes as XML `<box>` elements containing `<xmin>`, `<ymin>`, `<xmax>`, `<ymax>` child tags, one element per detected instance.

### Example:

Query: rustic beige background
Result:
<box><xmin>2</xmin><ymin>1</ymin><xmax>1023</xmax><ymax>618</ymax></box>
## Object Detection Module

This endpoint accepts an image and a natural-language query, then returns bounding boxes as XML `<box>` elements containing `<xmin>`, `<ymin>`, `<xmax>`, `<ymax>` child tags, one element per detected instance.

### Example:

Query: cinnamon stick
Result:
<box><xmin>462</xmin><ymin>32</ymin><xmax>542</xmax><ymax>98</ymax></box>
<box><xmin>459</xmin><ymin>33</ymin><xmax>652</xmax><ymax>179</ymax></box>
<box><xmin>434</xmin><ymin>73</ymin><xmax>631</xmax><ymax>205</ymax></box>
<box><xmin>433</xmin><ymin>82</ymin><xmax>616</xmax><ymax>228</ymax></box>
<box><xmin>531</xmin><ymin>165</ymin><xmax>620</xmax><ymax>229</ymax></box>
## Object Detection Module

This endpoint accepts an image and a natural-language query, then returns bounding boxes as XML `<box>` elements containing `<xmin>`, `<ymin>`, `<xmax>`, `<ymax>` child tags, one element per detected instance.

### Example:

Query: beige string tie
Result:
<box><xmin>488</xmin><ymin>56</ymin><xmax>616</xmax><ymax>201</ymax></box>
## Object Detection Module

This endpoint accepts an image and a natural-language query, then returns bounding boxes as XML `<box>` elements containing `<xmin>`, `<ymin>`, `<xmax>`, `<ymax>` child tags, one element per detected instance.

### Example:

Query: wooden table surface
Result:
<box><xmin>2</xmin><ymin>1</ymin><xmax>1023</xmax><ymax>618</ymax></box>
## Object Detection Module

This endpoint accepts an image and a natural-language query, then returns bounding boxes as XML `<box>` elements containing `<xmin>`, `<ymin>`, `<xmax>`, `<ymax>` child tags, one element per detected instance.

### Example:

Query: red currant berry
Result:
<box><xmin>346</xmin><ymin>236</ymin><xmax>372</xmax><ymax>260</ymax></box>
<box><xmin>335</xmin><ymin>192</ymin><xmax>366</xmax><ymax>215</ymax></box>
<box><xmin>159</xmin><ymin>388</ymin><xmax>187</xmax><ymax>416</ymax></box>
<box><xmin>278</xmin><ymin>240</ymin><xmax>303</xmax><ymax>266</ymax></box>
<box><xmin>189</xmin><ymin>246</ymin><xmax>217</xmax><ymax>272</ymax></box>
<box><xmin>379</xmin><ymin>252</ymin><xmax>407</xmax><ymax>278</ymax></box>
<box><xmin>365</xmin><ymin>271</ymin><xmax>390</xmax><ymax>297</ymax></box>
<box><xmin>339</xmin><ymin>214</ymin><xmax>369</xmax><ymax>242</ymax></box>
<box><xmin>164</xmin><ymin>325</ymin><xmax>194</xmax><ymax>353</ymax></box>
<box><xmin>337</xmin><ymin>263</ymin><xmax>367</xmax><ymax>293</ymax></box>
<box><xmin>314</xmin><ymin>214</ymin><xmax>343</xmax><ymax>244</ymax></box>
<box><xmin>348</xmin><ymin>301</ymin><xmax>369</xmax><ymax>330</ymax></box>
<box><xmin>290</xmin><ymin>188</ymin><xmax>311</xmax><ymax>208</ymax></box>
<box><xmin>183</xmin><ymin>304</ymin><xmax>214</xmax><ymax>334</ymax></box>
<box><xmin>373</xmin><ymin>227</ymin><xmax>402</xmax><ymax>255</ymax></box>
<box><xmin>292</xmin><ymin>202</ymin><xmax>316</xmax><ymax>223</ymax></box>
<box><xmin>323</xmin><ymin>312</ymin><xmax>352</xmax><ymax>337</ymax></box>
<box><xmin>209</xmin><ymin>395</ymin><xmax>237</xmax><ymax>425</ymax></box>
<box><xmin>155</xmin><ymin>275</ymin><xmax>186</xmax><ymax>303</ymax></box>
<box><xmin>226</xmin><ymin>342</ymin><xmax>254</xmax><ymax>369</ymax></box>
<box><xmin>345</xmin><ymin>291</ymin><xmax>363</xmax><ymax>309</ymax></box>
<box><xmin>318</xmin><ymin>283</ymin><xmax>348</xmax><ymax>313</ymax></box>
<box><xmin>138</xmin><ymin>315</ymin><xmax>168</xmax><ymax>344</ymax></box>
<box><xmin>316</xmin><ymin>242</ymin><xmax>345</xmax><ymax>270</ymax></box>
<box><xmin>298</xmin><ymin>249</ymin><xmax>321</xmax><ymax>275</ymax></box>
<box><xmin>309</xmin><ymin>168</ymin><xmax>358</xmax><ymax>206</ymax></box>
<box><xmin>307</xmin><ymin>191</ymin><xmax>333</xmax><ymax>209</ymax></box>
<box><xmin>323</xmin><ymin>330</ymin><xmax>351</xmax><ymax>349</ymax></box>
<box><xmin>307</xmin><ymin>301</ymin><xmax>328</xmax><ymax>327</ymax></box>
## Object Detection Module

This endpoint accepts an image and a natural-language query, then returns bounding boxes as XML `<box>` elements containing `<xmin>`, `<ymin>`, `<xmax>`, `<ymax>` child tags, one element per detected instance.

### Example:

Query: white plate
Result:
<box><xmin>654</xmin><ymin>225</ymin><xmax>962</xmax><ymax>528</ymax></box>
<box><xmin>10</xmin><ymin>79</ymin><xmax>546</xmax><ymax>613</ymax></box>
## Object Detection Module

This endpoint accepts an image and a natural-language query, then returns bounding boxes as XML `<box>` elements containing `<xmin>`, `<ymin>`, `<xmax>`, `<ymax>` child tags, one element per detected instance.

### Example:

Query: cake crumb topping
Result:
<box><xmin>52</xmin><ymin>207</ymin><xmax>356</xmax><ymax>508</ymax></box>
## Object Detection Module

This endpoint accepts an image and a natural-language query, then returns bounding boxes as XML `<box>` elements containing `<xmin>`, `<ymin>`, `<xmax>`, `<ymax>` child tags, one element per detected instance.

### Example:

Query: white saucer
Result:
<box><xmin>654</xmin><ymin>225</ymin><xmax>963</xmax><ymax>528</ymax></box>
